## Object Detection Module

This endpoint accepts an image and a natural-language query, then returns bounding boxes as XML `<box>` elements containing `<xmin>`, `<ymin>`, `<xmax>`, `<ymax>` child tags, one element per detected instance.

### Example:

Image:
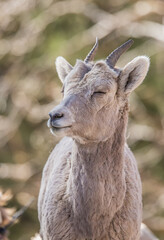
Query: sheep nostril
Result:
<box><xmin>54</xmin><ymin>113</ymin><xmax>64</xmax><ymax>119</ymax></box>
<box><xmin>49</xmin><ymin>112</ymin><xmax>64</xmax><ymax>121</ymax></box>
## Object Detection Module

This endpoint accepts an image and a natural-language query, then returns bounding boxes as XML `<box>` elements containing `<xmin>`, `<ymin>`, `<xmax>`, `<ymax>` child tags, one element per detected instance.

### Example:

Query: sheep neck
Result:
<box><xmin>68</xmin><ymin>109</ymin><xmax>128</xmax><ymax>238</ymax></box>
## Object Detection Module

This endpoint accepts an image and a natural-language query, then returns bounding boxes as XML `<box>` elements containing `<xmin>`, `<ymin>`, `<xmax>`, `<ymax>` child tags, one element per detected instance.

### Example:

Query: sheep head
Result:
<box><xmin>48</xmin><ymin>39</ymin><xmax>150</xmax><ymax>144</ymax></box>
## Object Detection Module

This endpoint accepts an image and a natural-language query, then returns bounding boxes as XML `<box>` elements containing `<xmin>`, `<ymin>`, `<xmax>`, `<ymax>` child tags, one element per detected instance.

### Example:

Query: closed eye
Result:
<box><xmin>91</xmin><ymin>91</ymin><xmax>107</xmax><ymax>98</ymax></box>
<box><xmin>93</xmin><ymin>91</ymin><xmax>106</xmax><ymax>94</ymax></box>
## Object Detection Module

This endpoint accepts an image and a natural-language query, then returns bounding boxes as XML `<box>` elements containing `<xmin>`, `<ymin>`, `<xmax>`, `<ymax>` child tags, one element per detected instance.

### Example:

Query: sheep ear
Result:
<box><xmin>119</xmin><ymin>56</ymin><xmax>150</xmax><ymax>95</ymax></box>
<box><xmin>55</xmin><ymin>57</ymin><xmax>73</xmax><ymax>83</ymax></box>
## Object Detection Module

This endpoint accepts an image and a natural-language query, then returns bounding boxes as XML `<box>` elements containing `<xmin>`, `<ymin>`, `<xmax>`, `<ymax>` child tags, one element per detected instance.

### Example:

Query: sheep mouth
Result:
<box><xmin>49</xmin><ymin>126</ymin><xmax>72</xmax><ymax>136</ymax></box>
<box><xmin>47</xmin><ymin>119</ymin><xmax>71</xmax><ymax>131</ymax></box>
<box><xmin>51</xmin><ymin>126</ymin><xmax>72</xmax><ymax>130</ymax></box>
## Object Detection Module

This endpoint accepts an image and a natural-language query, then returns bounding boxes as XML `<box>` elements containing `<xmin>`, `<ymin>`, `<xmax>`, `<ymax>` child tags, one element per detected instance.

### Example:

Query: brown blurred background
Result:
<box><xmin>0</xmin><ymin>0</ymin><xmax>164</xmax><ymax>239</ymax></box>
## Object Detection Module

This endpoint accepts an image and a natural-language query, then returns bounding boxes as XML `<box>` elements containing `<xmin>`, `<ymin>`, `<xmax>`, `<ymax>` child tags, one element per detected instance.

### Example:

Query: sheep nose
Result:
<box><xmin>49</xmin><ymin>112</ymin><xmax>64</xmax><ymax>121</ymax></box>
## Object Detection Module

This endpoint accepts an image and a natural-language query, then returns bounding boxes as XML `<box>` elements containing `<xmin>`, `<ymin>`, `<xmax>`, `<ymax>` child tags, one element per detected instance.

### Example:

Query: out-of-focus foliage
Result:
<box><xmin>0</xmin><ymin>190</ymin><xmax>13</xmax><ymax>240</ymax></box>
<box><xmin>0</xmin><ymin>0</ymin><xmax>164</xmax><ymax>239</ymax></box>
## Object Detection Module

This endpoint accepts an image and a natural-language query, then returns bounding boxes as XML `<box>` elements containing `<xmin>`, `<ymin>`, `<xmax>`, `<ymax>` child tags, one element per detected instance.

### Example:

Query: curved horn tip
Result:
<box><xmin>106</xmin><ymin>39</ymin><xmax>134</xmax><ymax>68</ymax></box>
<box><xmin>127</xmin><ymin>39</ymin><xmax>134</xmax><ymax>43</ymax></box>
<box><xmin>125</xmin><ymin>39</ymin><xmax>134</xmax><ymax>46</ymax></box>
<box><xmin>95</xmin><ymin>37</ymin><xmax>99</xmax><ymax>45</ymax></box>
<box><xmin>84</xmin><ymin>37</ymin><xmax>99</xmax><ymax>63</ymax></box>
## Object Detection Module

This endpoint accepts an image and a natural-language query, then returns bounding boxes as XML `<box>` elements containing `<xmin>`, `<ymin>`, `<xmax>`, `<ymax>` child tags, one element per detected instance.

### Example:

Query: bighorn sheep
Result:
<box><xmin>38</xmin><ymin>39</ymin><xmax>157</xmax><ymax>240</ymax></box>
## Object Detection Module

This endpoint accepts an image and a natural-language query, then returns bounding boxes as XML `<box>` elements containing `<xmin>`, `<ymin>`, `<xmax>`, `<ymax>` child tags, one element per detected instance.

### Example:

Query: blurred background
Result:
<box><xmin>0</xmin><ymin>0</ymin><xmax>164</xmax><ymax>239</ymax></box>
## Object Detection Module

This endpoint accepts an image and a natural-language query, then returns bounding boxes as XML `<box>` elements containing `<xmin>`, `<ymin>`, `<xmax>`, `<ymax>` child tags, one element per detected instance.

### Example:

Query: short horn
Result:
<box><xmin>84</xmin><ymin>37</ymin><xmax>98</xmax><ymax>63</ymax></box>
<box><xmin>106</xmin><ymin>39</ymin><xmax>134</xmax><ymax>68</ymax></box>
